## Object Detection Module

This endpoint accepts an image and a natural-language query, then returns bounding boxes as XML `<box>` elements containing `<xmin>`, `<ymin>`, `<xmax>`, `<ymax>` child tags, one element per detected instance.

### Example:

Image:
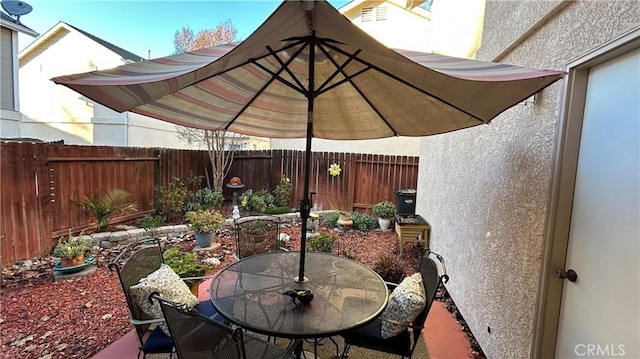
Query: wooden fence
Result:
<box><xmin>0</xmin><ymin>142</ymin><xmax>418</xmax><ymax>266</ymax></box>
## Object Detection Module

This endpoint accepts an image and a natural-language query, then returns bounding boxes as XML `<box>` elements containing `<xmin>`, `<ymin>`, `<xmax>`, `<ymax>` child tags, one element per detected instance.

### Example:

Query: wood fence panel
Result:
<box><xmin>1</xmin><ymin>143</ymin><xmax>418</xmax><ymax>266</ymax></box>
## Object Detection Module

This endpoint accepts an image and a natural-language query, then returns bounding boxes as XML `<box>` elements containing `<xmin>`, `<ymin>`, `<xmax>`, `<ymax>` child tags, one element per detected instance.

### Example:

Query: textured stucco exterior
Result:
<box><xmin>417</xmin><ymin>1</ymin><xmax>639</xmax><ymax>358</ymax></box>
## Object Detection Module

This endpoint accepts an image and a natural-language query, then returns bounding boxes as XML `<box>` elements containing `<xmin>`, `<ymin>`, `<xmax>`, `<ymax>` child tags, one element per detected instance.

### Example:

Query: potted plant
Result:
<box><xmin>244</xmin><ymin>219</ymin><xmax>269</xmax><ymax>243</ymax></box>
<box><xmin>372</xmin><ymin>201</ymin><xmax>397</xmax><ymax>230</ymax></box>
<box><xmin>52</xmin><ymin>231</ymin><xmax>94</xmax><ymax>267</ymax></box>
<box><xmin>185</xmin><ymin>209</ymin><xmax>224</xmax><ymax>248</ymax></box>
<box><xmin>336</xmin><ymin>211</ymin><xmax>354</xmax><ymax>230</ymax></box>
<box><xmin>163</xmin><ymin>246</ymin><xmax>208</xmax><ymax>295</ymax></box>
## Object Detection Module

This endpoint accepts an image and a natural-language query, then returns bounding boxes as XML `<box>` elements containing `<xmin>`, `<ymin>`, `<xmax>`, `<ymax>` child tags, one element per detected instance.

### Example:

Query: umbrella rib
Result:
<box><xmin>222</xmin><ymin>57</ymin><xmax>295</xmax><ymax>131</ymax></box>
<box><xmin>322</xmin><ymin>42</ymin><xmax>485</xmax><ymax>123</ymax></box>
<box><xmin>252</xmin><ymin>59</ymin><xmax>308</xmax><ymax>97</ymax></box>
<box><xmin>315</xmin><ymin>45</ymin><xmax>362</xmax><ymax>94</ymax></box>
<box><xmin>265</xmin><ymin>44</ymin><xmax>309</xmax><ymax>95</ymax></box>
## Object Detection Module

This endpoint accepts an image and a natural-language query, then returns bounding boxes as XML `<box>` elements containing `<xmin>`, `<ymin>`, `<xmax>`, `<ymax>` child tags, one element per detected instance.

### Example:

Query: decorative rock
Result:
<box><xmin>107</xmin><ymin>231</ymin><xmax>129</xmax><ymax>242</ymax></box>
<box><xmin>279</xmin><ymin>233</ymin><xmax>291</xmax><ymax>242</ymax></box>
<box><xmin>205</xmin><ymin>258</ymin><xmax>221</xmax><ymax>267</ymax></box>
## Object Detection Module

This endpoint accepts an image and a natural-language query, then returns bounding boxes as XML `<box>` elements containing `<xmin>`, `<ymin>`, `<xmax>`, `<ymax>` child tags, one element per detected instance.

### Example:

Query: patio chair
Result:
<box><xmin>340</xmin><ymin>249</ymin><xmax>449</xmax><ymax>359</ymax></box>
<box><xmin>233</xmin><ymin>216</ymin><xmax>281</xmax><ymax>260</ymax></box>
<box><xmin>108</xmin><ymin>238</ymin><xmax>224</xmax><ymax>359</ymax></box>
<box><xmin>151</xmin><ymin>294</ymin><xmax>301</xmax><ymax>359</ymax></box>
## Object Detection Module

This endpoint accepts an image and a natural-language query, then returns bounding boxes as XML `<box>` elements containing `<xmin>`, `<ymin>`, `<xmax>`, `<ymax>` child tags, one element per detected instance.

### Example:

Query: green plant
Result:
<box><xmin>264</xmin><ymin>206</ymin><xmax>290</xmax><ymax>215</ymax></box>
<box><xmin>307</xmin><ymin>232</ymin><xmax>337</xmax><ymax>253</ymax></box>
<box><xmin>162</xmin><ymin>246</ymin><xmax>208</xmax><ymax>287</ymax></box>
<box><xmin>372</xmin><ymin>201</ymin><xmax>397</xmax><ymax>218</ymax></box>
<box><xmin>185</xmin><ymin>209</ymin><xmax>224</xmax><ymax>233</ymax></box>
<box><xmin>350</xmin><ymin>211</ymin><xmax>378</xmax><ymax>230</ymax></box>
<box><xmin>245</xmin><ymin>220</ymin><xmax>268</xmax><ymax>235</ymax></box>
<box><xmin>52</xmin><ymin>231</ymin><xmax>94</xmax><ymax>259</ymax></box>
<box><xmin>75</xmin><ymin>189</ymin><xmax>137</xmax><ymax>232</ymax></box>
<box><xmin>322</xmin><ymin>211</ymin><xmax>339</xmax><ymax>227</ymax></box>
<box><xmin>273</xmin><ymin>175</ymin><xmax>293</xmax><ymax>207</ymax></box>
<box><xmin>185</xmin><ymin>187</ymin><xmax>224</xmax><ymax>211</ymax></box>
<box><xmin>156</xmin><ymin>175</ymin><xmax>202</xmax><ymax>223</ymax></box>
<box><xmin>372</xmin><ymin>253</ymin><xmax>405</xmax><ymax>283</ymax></box>
<box><xmin>138</xmin><ymin>214</ymin><xmax>166</xmax><ymax>237</ymax></box>
<box><xmin>239</xmin><ymin>189</ymin><xmax>274</xmax><ymax>213</ymax></box>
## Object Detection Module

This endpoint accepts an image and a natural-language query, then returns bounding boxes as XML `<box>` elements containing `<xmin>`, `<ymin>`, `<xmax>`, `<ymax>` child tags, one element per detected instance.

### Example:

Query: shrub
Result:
<box><xmin>273</xmin><ymin>175</ymin><xmax>293</xmax><ymax>207</ymax></box>
<box><xmin>156</xmin><ymin>175</ymin><xmax>202</xmax><ymax>223</ymax></box>
<box><xmin>74</xmin><ymin>189</ymin><xmax>137</xmax><ymax>232</ymax></box>
<box><xmin>185</xmin><ymin>187</ymin><xmax>224</xmax><ymax>211</ymax></box>
<box><xmin>322</xmin><ymin>211</ymin><xmax>339</xmax><ymax>227</ymax></box>
<box><xmin>239</xmin><ymin>189</ymin><xmax>274</xmax><ymax>213</ymax></box>
<box><xmin>185</xmin><ymin>209</ymin><xmax>225</xmax><ymax>233</ymax></box>
<box><xmin>307</xmin><ymin>232</ymin><xmax>337</xmax><ymax>253</ymax></box>
<box><xmin>350</xmin><ymin>211</ymin><xmax>377</xmax><ymax>231</ymax></box>
<box><xmin>372</xmin><ymin>201</ymin><xmax>397</xmax><ymax>218</ymax></box>
<box><xmin>372</xmin><ymin>253</ymin><xmax>405</xmax><ymax>283</ymax></box>
<box><xmin>162</xmin><ymin>246</ymin><xmax>208</xmax><ymax>287</ymax></box>
<box><xmin>138</xmin><ymin>214</ymin><xmax>166</xmax><ymax>237</ymax></box>
<box><xmin>264</xmin><ymin>206</ymin><xmax>290</xmax><ymax>215</ymax></box>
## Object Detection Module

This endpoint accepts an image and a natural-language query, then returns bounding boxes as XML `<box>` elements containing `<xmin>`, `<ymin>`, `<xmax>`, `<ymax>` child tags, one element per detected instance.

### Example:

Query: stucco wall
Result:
<box><xmin>417</xmin><ymin>1</ymin><xmax>639</xmax><ymax>358</ymax></box>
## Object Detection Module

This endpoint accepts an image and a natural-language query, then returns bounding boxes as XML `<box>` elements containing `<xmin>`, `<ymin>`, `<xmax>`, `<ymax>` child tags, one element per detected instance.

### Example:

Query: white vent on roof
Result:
<box><xmin>361</xmin><ymin>7</ymin><xmax>373</xmax><ymax>22</ymax></box>
<box><xmin>376</xmin><ymin>6</ymin><xmax>387</xmax><ymax>21</ymax></box>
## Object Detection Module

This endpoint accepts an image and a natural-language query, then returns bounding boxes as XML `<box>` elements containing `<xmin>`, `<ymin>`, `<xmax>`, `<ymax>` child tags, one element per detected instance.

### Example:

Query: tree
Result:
<box><xmin>175</xmin><ymin>127</ymin><xmax>246</xmax><ymax>189</ymax></box>
<box><xmin>173</xmin><ymin>20</ymin><xmax>237</xmax><ymax>54</ymax></box>
<box><xmin>173</xmin><ymin>21</ymin><xmax>241</xmax><ymax>189</ymax></box>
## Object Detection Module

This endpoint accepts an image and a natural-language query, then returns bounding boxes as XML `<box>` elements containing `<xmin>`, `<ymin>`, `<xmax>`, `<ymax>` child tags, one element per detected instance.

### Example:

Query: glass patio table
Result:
<box><xmin>208</xmin><ymin>251</ymin><xmax>389</xmax><ymax>341</ymax></box>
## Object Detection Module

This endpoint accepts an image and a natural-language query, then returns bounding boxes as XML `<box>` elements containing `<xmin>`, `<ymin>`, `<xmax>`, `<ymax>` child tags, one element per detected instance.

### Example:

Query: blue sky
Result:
<box><xmin>17</xmin><ymin>0</ymin><xmax>350</xmax><ymax>59</ymax></box>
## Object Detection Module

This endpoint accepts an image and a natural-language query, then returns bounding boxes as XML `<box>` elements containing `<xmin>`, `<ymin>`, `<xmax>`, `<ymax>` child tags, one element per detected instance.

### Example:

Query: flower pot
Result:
<box><xmin>337</xmin><ymin>216</ymin><xmax>353</xmax><ymax>230</ymax></box>
<box><xmin>378</xmin><ymin>217</ymin><xmax>391</xmax><ymax>231</ymax></box>
<box><xmin>60</xmin><ymin>253</ymin><xmax>85</xmax><ymax>267</ymax></box>
<box><xmin>194</xmin><ymin>232</ymin><xmax>215</xmax><ymax>248</ymax></box>
<box><xmin>190</xmin><ymin>282</ymin><xmax>200</xmax><ymax>297</ymax></box>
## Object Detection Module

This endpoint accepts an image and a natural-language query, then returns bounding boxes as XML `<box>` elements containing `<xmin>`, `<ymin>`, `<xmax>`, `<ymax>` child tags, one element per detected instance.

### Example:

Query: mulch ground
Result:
<box><xmin>0</xmin><ymin>215</ymin><xmax>484</xmax><ymax>359</ymax></box>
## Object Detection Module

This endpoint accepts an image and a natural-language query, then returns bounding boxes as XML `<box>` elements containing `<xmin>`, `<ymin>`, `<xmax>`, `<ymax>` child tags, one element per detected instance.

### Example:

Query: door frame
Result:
<box><xmin>532</xmin><ymin>26</ymin><xmax>640</xmax><ymax>359</ymax></box>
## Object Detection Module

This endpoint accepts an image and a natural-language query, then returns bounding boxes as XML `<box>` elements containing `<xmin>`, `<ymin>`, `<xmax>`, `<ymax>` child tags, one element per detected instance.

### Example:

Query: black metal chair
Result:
<box><xmin>108</xmin><ymin>238</ymin><xmax>223</xmax><ymax>359</ymax></box>
<box><xmin>152</xmin><ymin>294</ymin><xmax>301</xmax><ymax>359</ymax></box>
<box><xmin>340</xmin><ymin>249</ymin><xmax>449</xmax><ymax>359</ymax></box>
<box><xmin>233</xmin><ymin>216</ymin><xmax>281</xmax><ymax>260</ymax></box>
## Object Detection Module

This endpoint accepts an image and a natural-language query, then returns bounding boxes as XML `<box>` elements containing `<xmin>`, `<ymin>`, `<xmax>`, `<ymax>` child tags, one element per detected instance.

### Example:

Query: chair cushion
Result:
<box><xmin>341</xmin><ymin>318</ymin><xmax>412</xmax><ymax>356</ymax></box>
<box><xmin>379</xmin><ymin>273</ymin><xmax>426</xmax><ymax>339</ymax></box>
<box><xmin>140</xmin><ymin>325</ymin><xmax>174</xmax><ymax>354</ymax></box>
<box><xmin>130</xmin><ymin>263</ymin><xmax>199</xmax><ymax>336</ymax></box>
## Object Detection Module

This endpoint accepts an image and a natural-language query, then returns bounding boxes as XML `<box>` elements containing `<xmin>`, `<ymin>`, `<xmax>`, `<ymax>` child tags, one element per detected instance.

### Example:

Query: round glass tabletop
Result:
<box><xmin>209</xmin><ymin>251</ymin><xmax>388</xmax><ymax>339</ymax></box>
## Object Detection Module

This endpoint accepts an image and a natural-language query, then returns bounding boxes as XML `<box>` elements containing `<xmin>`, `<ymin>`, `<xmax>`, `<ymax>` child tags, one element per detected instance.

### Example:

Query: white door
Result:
<box><xmin>555</xmin><ymin>48</ymin><xmax>639</xmax><ymax>358</ymax></box>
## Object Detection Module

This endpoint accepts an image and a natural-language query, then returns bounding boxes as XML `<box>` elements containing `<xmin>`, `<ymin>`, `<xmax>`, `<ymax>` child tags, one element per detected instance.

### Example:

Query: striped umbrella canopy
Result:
<box><xmin>53</xmin><ymin>0</ymin><xmax>564</xmax><ymax>281</ymax></box>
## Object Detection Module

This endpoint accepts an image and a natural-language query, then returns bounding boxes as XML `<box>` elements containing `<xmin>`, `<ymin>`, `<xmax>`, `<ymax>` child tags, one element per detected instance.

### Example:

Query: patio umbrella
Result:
<box><xmin>52</xmin><ymin>0</ymin><xmax>564</xmax><ymax>282</ymax></box>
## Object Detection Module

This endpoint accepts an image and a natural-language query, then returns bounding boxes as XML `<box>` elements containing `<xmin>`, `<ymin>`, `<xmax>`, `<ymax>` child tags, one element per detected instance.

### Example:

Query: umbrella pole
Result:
<box><xmin>296</xmin><ymin>32</ymin><xmax>317</xmax><ymax>283</ymax></box>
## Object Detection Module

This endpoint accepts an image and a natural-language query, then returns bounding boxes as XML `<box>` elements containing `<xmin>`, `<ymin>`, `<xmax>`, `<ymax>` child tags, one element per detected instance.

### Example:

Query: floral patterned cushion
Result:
<box><xmin>129</xmin><ymin>263</ymin><xmax>199</xmax><ymax>336</ymax></box>
<box><xmin>379</xmin><ymin>273</ymin><xmax>426</xmax><ymax>339</ymax></box>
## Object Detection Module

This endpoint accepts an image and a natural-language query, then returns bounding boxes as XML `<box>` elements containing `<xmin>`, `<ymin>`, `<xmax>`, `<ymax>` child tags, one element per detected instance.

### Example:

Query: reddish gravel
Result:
<box><xmin>1</xmin><ymin>220</ymin><xmax>424</xmax><ymax>359</ymax></box>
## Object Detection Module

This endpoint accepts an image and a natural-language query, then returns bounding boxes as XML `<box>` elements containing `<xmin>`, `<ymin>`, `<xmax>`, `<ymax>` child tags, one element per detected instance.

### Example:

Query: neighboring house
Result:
<box><xmin>18</xmin><ymin>22</ymin><xmax>202</xmax><ymax>149</ymax></box>
<box><xmin>270</xmin><ymin>0</ymin><xmax>432</xmax><ymax>156</ymax></box>
<box><xmin>419</xmin><ymin>1</ymin><xmax>639</xmax><ymax>359</ymax></box>
<box><xmin>0</xmin><ymin>11</ymin><xmax>38</xmax><ymax>138</ymax></box>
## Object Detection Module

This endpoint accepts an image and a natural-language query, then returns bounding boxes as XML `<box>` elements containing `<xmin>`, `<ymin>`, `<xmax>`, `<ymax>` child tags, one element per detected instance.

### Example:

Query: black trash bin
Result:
<box><xmin>395</xmin><ymin>189</ymin><xmax>417</xmax><ymax>215</ymax></box>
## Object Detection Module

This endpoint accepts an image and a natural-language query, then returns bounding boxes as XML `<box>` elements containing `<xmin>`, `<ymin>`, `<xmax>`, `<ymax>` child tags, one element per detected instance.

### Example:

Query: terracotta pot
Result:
<box><xmin>60</xmin><ymin>253</ymin><xmax>85</xmax><ymax>267</ymax></box>
<box><xmin>337</xmin><ymin>216</ymin><xmax>353</xmax><ymax>229</ymax></box>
